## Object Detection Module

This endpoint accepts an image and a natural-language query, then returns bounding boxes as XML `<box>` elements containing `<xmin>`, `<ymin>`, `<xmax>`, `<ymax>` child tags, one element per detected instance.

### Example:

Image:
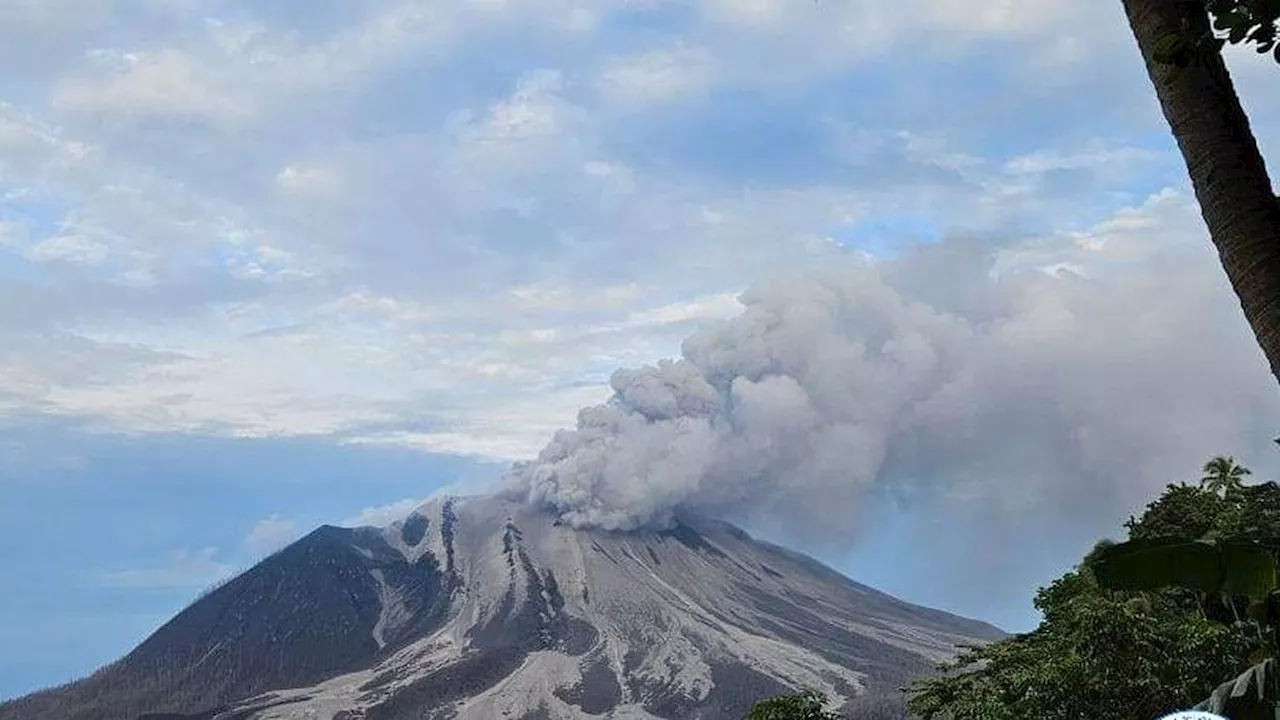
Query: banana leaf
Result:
<box><xmin>1091</xmin><ymin>537</ymin><xmax>1277</xmax><ymax>598</ymax></box>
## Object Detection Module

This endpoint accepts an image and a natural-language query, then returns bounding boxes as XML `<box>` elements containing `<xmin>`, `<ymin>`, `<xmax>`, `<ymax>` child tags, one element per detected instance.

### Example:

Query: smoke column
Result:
<box><xmin>508</xmin><ymin>194</ymin><xmax>1280</xmax><ymax>545</ymax></box>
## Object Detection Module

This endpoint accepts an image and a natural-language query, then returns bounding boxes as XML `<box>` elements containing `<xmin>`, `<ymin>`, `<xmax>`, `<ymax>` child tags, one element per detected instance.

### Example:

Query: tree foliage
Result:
<box><xmin>1201</xmin><ymin>455</ymin><xmax>1252</xmax><ymax>497</ymax></box>
<box><xmin>742</xmin><ymin>690</ymin><xmax>840</xmax><ymax>720</ymax></box>
<box><xmin>1089</xmin><ymin>479</ymin><xmax>1280</xmax><ymax>716</ymax></box>
<box><xmin>1153</xmin><ymin>0</ymin><xmax>1280</xmax><ymax>67</ymax></box>
<box><xmin>908</xmin><ymin>466</ymin><xmax>1280</xmax><ymax>719</ymax></box>
<box><xmin>1207</xmin><ymin>0</ymin><xmax>1280</xmax><ymax>58</ymax></box>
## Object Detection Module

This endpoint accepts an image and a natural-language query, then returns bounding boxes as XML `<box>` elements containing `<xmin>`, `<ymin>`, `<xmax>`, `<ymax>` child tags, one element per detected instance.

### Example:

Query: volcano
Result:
<box><xmin>0</xmin><ymin>494</ymin><xmax>1003</xmax><ymax>720</ymax></box>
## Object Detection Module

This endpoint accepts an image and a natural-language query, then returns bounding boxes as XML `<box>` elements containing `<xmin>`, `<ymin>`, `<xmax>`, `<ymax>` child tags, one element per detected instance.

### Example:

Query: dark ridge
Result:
<box><xmin>341</xmin><ymin>526</ymin><xmax>452</xmax><ymax>652</ymax></box>
<box><xmin>400</xmin><ymin>513</ymin><xmax>429</xmax><ymax>546</ymax></box>
<box><xmin>630</xmin><ymin>640</ymin><xmax>764</xmax><ymax>720</ymax></box>
<box><xmin>505</xmin><ymin>520</ymin><xmax>523</xmax><ymax>541</ymax></box>
<box><xmin>496</xmin><ymin>549</ymin><xmax>595</xmax><ymax>657</ymax></box>
<box><xmin>0</xmin><ymin>525</ymin><xmax>393</xmax><ymax>720</ymax></box>
<box><xmin>13</xmin><ymin>520</ymin><xmax>451</xmax><ymax>720</ymax></box>
<box><xmin>518</xmin><ymin>703</ymin><xmax>554</xmax><ymax>720</ymax></box>
<box><xmin>502</xmin><ymin>521</ymin><xmax>521</xmax><ymax>567</ymax></box>
<box><xmin>543</xmin><ymin>569</ymin><xmax>565</xmax><ymax>616</ymax></box>
<box><xmin>625</xmin><ymin>626</ymin><xmax>790</xmax><ymax>720</ymax></box>
<box><xmin>657</xmin><ymin>520</ymin><xmax>728</xmax><ymax>560</ymax></box>
<box><xmin>178</xmin><ymin>694</ymin><xmax>313</xmax><ymax>720</ymax></box>
<box><xmin>382</xmin><ymin>552</ymin><xmax>453</xmax><ymax>652</ymax></box>
<box><xmin>364</xmin><ymin>648</ymin><xmax>525</xmax><ymax>720</ymax></box>
<box><xmin>760</xmin><ymin>564</ymin><xmax>785</xmax><ymax>579</ymax></box>
<box><xmin>552</xmin><ymin>656</ymin><xmax>621</xmax><ymax>714</ymax></box>
<box><xmin>466</xmin><ymin>546</ymin><xmax>570</xmax><ymax>655</ymax></box>
<box><xmin>732</xmin><ymin>560</ymin><xmax>763</xmax><ymax>583</ymax></box>
<box><xmin>462</xmin><ymin>583</ymin><xmax>518</xmax><ymax>651</ymax></box>
<box><xmin>734</xmin><ymin>584</ymin><xmax>933</xmax><ymax>683</ymax></box>
<box><xmin>755</xmin><ymin>538</ymin><xmax>1006</xmax><ymax>639</ymax></box>
<box><xmin>647</xmin><ymin>547</ymin><xmax>662</xmax><ymax>566</ymax></box>
<box><xmin>581</xmin><ymin>586</ymin><xmax>590</xmax><ymax>605</ymax></box>
<box><xmin>561</xmin><ymin>618</ymin><xmax>599</xmax><ymax>657</ymax></box>
<box><xmin>633</xmin><ymin>674</ymin><xmax>700</xmax><ymax>719</ymax></box>
<box><xmin>441</xmin><ymin>498</ymin><xmax>458</xmax><ymax>584</ymax></box>
<box><xmin>622</xmin><ymin>646</ymin><xmax>643</xmax><ymax>679</ymax></box>
<box><xmin>701</xmin><ymin>661</ymin><xmax>791</xmax><ymax>720</ymax></box>
<box><xmin>589</xmin><ymin>542</ymin><xmax>619</xmax><ymax>565</ymax></box>
<box><xmin>519</xmin><ymin>549</ymin><xmax>566</xmax><ymax>650</ymax></box>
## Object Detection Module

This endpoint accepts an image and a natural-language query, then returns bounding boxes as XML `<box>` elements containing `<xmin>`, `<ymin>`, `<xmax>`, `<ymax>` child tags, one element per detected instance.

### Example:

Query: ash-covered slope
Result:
<box><xmin>0</xmin><ymin>494</ymin><xmax>1003</xmax><ymax>720</ymax></box>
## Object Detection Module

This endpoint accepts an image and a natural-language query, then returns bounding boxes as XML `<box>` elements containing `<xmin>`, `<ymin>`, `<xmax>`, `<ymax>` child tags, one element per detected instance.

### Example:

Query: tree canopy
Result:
<box><xmin>1154</xmin><ymin>0</ymin><xmax>1280</xmax><ymax>67</ymax></box>
<box><xmin>741</xmin><ymin>689</ymin><xmax>840</xmax><ymax>720</ymax></box>
<box><xmin>907</xmin><ymin>464</ymin><xmax>1280</xmax><ymax>719</ymax></box>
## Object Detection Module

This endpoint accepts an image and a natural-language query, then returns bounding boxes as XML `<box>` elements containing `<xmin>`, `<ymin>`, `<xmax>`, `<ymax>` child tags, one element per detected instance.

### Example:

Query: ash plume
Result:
<box><xmin>509</xmin><ymin>193</ymin><xmax>1280</xmax><ymax>544</ymax></box>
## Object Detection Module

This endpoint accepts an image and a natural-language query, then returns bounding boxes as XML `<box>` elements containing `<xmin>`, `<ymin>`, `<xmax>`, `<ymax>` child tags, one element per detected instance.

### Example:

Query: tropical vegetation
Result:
<box><xmin>742</xmin><ymin>689</ymin><xmax>841</xmax><ymax>720</ymax></box>
<box><xmin>904</xmin><ymin>455</ymin><xmax>1280</xmax><ymax>719</ymax></box>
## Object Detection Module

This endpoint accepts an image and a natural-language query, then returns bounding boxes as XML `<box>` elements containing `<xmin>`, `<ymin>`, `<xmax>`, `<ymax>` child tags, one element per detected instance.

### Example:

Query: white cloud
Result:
<box><xmin>505</xmin><ymin>282</ymin><xmax>646</xmax><ymax>313</ymax></box>
<box><xmin>54</xmin><ymin>49</ymin><xmax>247</xmax><ymax>122</ymax></box>
<box><xmin>339</xmin><ymin>498</ymin><xmax>423</xmax><ymax>528</ymax></box>
<box><xmin>596</xmin><ymin>45</ymin><xmax>716</xmax><ymax>106</ymax></box>
<box><xmin>619</xmin><ymin>293</ymin><xmax>743</xmax><ymax>329</ymax></box>
<box><xmin>1004</xmin><ymin>142</ymin><xmax>1160</xmax><ymax>176</ymax></box>
<box><xmin>703</xmin><ymin>0</ymin><xmax>791</xmax><ymax>27</ymax></box>
<box><xmin>100</xmin><ymin>547</ymin><xmax>234</xmax><ymax>589</ymax></box>
<box><xmin>0</xmin><ymin>0</ymin><xmax>1266</xmax><ymax>475</ymax></box>
<box><xmin>242</xmin><ymin>514</ymin><xmax>299</xmax><ymax>558</ymax></box>
<box><xmin>0</xmin><ymin>103</ymin><xmax>97</xmax><ymax>186</ymax></box>
<box><xmin>344</xmin><ymin>382</ymin><xmax>614</xmax><ymax>460</ymax></box>
<box><xmin>446</xmin><ymin>69</ymin><xmax>588</xmax><ymax>183</ymax></box>
<box><xmin>922</xmin><ymin>0</ymin><xmax>1082</xmax><ymax>36</ymax></box>
<box><xmin>23</xmin><ymin>233</ymin><xmax>109</xmax><ymax>265</ymax></box>
<box><xmin>337</xmin><ymin>477</ymin><xmax>505</xmax><ymax>527</ymax></box>
<box><xmin>275</xmin><ymin>164</ymin><xmax>341</xmax><ymax>196</ymax></box>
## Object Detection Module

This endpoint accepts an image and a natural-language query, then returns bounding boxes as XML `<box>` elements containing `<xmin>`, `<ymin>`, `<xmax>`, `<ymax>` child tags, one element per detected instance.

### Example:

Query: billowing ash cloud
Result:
<box><xmin>509</xmin><ymin>191</ymin><xmax>1280</xmax><ymax>543</ymax></box>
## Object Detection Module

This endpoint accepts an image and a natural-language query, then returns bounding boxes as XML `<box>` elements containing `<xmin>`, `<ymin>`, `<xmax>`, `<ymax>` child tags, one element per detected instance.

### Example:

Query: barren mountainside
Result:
<box><xmin>0</xmin><ymin>494</ymin><xmax>1004</xmax><ymax>720</ymax></box>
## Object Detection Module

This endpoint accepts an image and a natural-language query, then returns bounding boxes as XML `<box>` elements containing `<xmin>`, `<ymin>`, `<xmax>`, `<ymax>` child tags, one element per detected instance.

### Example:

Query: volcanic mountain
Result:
<box><xmin>0</xmin><ymin>493</ymin><xmax>1003</xmax><ymax>720</ymax></box>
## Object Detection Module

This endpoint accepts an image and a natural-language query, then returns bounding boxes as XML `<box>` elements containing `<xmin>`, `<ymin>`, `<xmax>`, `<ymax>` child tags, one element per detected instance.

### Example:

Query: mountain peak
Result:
<box><xmin>1</xmin><ymin>492</ymin><xmax>1002</xmax><ymax>720</ymax></box>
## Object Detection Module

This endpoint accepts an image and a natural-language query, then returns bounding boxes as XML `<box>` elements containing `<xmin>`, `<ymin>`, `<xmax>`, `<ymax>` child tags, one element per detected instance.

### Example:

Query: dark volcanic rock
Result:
<box><xmin>0</xmin><ymin>494</ymin><xmax>1004</xmax><ymax>720</ymax></box>
<box><xmin>553</xmin><ymin>655</ymin><xmax>621</xmax><ymax>715</ymax></box>
<box><xmin>0</xmin><ymin>525</ymin><xmax>449</xmax><ymax>720</ymax></box>
<box><xmin>401</xmin><ymin>513</ymin><xmax>430</xmax><ymax>546</ymax></box>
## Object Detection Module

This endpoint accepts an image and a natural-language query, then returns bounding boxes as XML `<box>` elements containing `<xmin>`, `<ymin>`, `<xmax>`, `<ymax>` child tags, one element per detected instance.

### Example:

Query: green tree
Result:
<box><xmin>1121</xmin><ymin>0</ymin><xmax>1280</xmax><ymax>383</ymax></box>
<box><xmin>1124</xmin><ymin>482</ymin><xmax>1229</xmax><ymax>540</ymax></box>
<box><xmin>742</xmin><ymin>689</ymin><xmax>839</xmax><ymax>720</ymax></box>
<box><xmin>1086</xmin><ymin>473</ymin><xmax>1280</xmax><ymax>717</ymax></box>
<box><xmin>1201</xmin><ymin>455</ymin><xmax>1252</xmax><ymax>497</ymax></box>
<box><xmin>908</xmin><ymin>563</ymin><xmax>1252</xmax><ymax>719</ymax></box>
<box><xmin>907</xmin><ymin>465</ymin><xmax>1280</xmax><ymax>719</ymax></box>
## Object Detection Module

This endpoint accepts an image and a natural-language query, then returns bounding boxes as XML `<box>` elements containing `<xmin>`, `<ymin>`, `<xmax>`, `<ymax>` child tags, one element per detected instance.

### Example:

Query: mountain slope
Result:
<box><xmin>0</xmin><ymin>494</ymin><xmax>1003</xmax><ymax>720</ymax></box>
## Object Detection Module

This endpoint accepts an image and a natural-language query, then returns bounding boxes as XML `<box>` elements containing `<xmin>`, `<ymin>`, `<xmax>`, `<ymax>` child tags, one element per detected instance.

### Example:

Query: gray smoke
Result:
<box><xmin>509</xmin><ymin>194</ymin><xmax>1280</xmax><ymax>544</ymax></box>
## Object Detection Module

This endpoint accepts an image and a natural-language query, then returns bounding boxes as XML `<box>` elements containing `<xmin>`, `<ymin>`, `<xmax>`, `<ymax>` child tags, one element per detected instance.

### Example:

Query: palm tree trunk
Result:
<box><xmin>1122</xmin><ymin>0</ymin><xmax>1280</xmax><ymax>384</ymax></box>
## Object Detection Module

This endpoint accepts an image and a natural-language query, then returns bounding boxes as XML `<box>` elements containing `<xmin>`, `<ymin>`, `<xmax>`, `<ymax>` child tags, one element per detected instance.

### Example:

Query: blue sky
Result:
<box><xmin>3</xmin><ymin>0</ymin><xmax>1280</xmax><ymax>701</ymax></box>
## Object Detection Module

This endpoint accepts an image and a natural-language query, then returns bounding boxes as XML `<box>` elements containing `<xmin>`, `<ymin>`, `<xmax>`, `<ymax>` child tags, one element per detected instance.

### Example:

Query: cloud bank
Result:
<box><xmin>513</xmin><ymin>190</ymin><xmax>1280</xmax><ymax>543</ymax></box>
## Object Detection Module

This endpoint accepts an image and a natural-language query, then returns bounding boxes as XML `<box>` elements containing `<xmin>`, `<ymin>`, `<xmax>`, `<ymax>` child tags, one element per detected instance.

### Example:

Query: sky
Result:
<box><xmin>3</xmin><ymin>0</ymin><xmax>1280</xmax><ymax>701</ymax></box>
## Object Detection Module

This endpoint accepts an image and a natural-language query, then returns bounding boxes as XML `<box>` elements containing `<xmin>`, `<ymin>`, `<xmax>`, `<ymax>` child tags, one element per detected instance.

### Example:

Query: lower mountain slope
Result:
<box><xmin>0</xmin><ymin>494</ymin><xmax>1003</xmax><ymax>720</ymax></box>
